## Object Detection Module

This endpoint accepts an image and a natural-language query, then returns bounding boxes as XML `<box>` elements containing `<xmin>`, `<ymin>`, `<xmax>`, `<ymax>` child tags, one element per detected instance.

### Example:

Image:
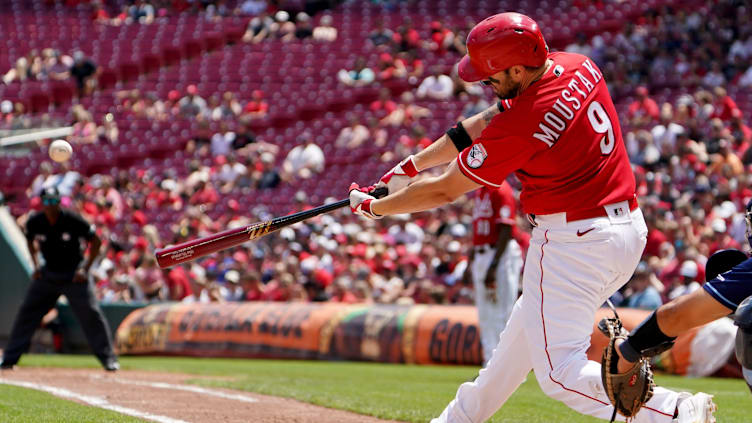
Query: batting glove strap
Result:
<box><xmin>357</xmin><ymin>199</ymin><xmax>382</xmax><ymax>219</ymax></box>
<box><xmin>349</xmin><ymin>183</ymin><xmax>383</xmax><ymax>219</ymax></box>
<box><xmin>379</xmin><ymin>155</ymin><xmax>419</xmax><ymax>194</ymax></box>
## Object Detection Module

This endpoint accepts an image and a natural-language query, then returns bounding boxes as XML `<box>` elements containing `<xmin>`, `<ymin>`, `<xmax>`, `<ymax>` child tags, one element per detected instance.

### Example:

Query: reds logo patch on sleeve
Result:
<box><xmin>466</xmin><ymin>143</ymin><xmax>488</xmax><ymax>169</ymax></box>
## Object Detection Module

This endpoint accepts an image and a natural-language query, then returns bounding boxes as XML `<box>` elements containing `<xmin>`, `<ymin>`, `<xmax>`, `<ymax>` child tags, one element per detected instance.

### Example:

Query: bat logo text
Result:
<box><xmin>248</xmin><ymin>221</ymin><xmax>272</xmax><ymax>240</ymax></box>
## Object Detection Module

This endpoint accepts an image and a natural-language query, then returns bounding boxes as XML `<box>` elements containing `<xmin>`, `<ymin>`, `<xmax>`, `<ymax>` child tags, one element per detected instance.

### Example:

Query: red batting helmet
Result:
<box><xmin>458</xmin><ymin>12</ymin><xmax>548</xmax><ymax>82</ymax></box>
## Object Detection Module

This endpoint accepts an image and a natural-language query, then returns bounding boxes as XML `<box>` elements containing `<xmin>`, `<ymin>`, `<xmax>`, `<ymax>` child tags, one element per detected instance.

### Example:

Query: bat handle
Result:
<box><xmin>371</xmin><ymin>186</ymin><xmax>389</xmax><ymax>199</ymax></box>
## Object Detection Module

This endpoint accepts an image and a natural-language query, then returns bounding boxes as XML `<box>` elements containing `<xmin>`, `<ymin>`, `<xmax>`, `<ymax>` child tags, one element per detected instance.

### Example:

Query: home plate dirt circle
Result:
<box><xmin>0</xmin><ymin>368</ymin><xmax>403</xmax><ymax>423</ymax></box>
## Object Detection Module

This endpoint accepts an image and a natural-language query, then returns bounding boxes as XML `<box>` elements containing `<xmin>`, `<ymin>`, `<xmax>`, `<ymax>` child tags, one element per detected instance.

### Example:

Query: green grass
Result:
<box><xmin>0</xmin><ymin>383</ymin><xmax>145</xmax><ymax>423</ymax></box>
<box><xmin>12</xmin><ymin>354</ymin><xmax>752</xmax><ymax>422</ymax></box>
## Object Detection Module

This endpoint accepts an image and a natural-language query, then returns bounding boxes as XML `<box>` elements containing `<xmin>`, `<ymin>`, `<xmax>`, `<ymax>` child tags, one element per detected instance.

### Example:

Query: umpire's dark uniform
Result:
<box><xmin>0</xmin><ymin>187</ymin><xmax>118</xmax><ymax>371</ymax></box>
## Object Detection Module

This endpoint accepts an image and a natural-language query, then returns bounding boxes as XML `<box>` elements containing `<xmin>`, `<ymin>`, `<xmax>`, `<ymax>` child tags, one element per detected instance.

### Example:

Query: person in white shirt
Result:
<box><xmin>283</xmin><ymin>132</ymin><xmax>325</xmax><ymax>179</ymax></box>
<box><xmin>668</xmin><ymin>260</ymin><xmax>701</xmax><ymax>301</ymax></box>
<box><xmin>416</xmin><ymin>66</ymin><xmax>454</xmax><ymax>100</ymax></box>
<box><xmin>28</xmin><ymin>162</ymin><xmax>56</xmax><ymax>197</ymax></box>
<box><xmin>214</xmin><ymin>154</ymin><xmax>247</xmax><ymax>192</ymax></box>
<box><xmin>239</xmin><ymin>0</ymin><xmax>267</xmax><ymax>16</ymax></box>
<box><xmin>335</xmin><ymin>117</ymin><xmax>370</xmax><ymax>149</ymax></box>
<box><xmin>739</xmin><ymin>65</ymin><xmax>752</xmax><ymax>87</ymax></box>
<box><xmin>702</xmin><ymin>62</ymin><xmax>726</xmax><ymax>88</ymax></box>
<box><xmin>210</xmin><ymin>124</ymin><xmax>235</xmax><ymax>157</ymax></box>
<box><xmin>313</xmin><ymin>14</ymin><xmax>337</xmax><ymax>42</ymax></box>
<box><xmin>651</xmin><ymin>103</ymin><xmax>684</xmax><ymax>153</ymax></box>
<box><xmin>53</xmin><ymin>161</ymin><xmax>80</xmax><ymax>197</ymax></box>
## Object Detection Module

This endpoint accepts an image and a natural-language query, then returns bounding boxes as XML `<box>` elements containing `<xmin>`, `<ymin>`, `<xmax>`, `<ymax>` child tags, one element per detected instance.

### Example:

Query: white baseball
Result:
<box><xmin>49</xmin><ymin>139</ymin><xmax>73</xmax><ymax>162</ymax></box>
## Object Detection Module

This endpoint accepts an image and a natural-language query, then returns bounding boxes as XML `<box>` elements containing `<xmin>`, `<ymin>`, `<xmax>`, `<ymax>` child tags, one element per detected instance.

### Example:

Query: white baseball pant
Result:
<box><xmin>432</xmin><ymin>205</ymin><xmax>680</xmax><ymax>423</ymax></box>
<box><xmin>471</xmin><ymin>239</ymin><xmax>522</xmax><ymax>363</ymax></box>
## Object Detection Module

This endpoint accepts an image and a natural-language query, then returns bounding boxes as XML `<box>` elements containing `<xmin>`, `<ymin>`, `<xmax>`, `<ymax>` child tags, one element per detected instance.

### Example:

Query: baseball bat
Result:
<box><xmin>155</xmin><ymin>187</ymin><xmax>387</xmax><ymax>268</ymax></box>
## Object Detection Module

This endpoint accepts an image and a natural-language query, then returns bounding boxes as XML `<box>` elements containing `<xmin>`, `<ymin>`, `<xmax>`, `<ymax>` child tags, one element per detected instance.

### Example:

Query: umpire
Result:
<box><xmin>0</xmin><ymin>187</ymin><xmax>119</xmax><ymax>371</ymax></box>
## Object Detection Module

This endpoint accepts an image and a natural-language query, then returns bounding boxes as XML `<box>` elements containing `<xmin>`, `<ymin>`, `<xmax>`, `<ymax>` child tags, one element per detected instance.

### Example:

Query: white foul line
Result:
<box><xmin>96</xmin><ymin>376</ymin><xmax>258</xmax><ymax>403</ymax></box>
<box><xmin>0</xmin><ymin>379</ymin><xmax>190</xmax><ymax>423</ymax></box>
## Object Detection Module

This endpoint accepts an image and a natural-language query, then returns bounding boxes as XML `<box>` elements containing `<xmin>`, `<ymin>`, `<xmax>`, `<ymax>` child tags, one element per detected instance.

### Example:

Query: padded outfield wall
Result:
<box><xmin>115</xmin><ymin>302</ymin><xmax>738</xmax><ymax>375</ymax></box>
<box><xmin>0</xmin><ymin>206</ymin><xmax>34</xmax><ymax>344</ymax></box>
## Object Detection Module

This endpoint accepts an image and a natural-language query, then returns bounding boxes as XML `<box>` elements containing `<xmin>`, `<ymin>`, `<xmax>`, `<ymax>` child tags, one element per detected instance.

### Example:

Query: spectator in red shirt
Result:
<box><xmin>91</xmin><ymin>1</ymin><xmax>110</xmax><ymax>23</ymax></box>
<box><xmin>165</xmin><ymin>266</ymin><xmax>192</xmax><ymax>301</ymax></box>
<box><xmin>376</xmin><ymin>52</ymin><xmax>398</xmax><ymax>81</ymax></box>
<box><xmin>712</xmin><ymin>86</ymin><xmax>740</xmax><ymax>121</ymax></box>
<box><xmin>370</xmin><ymin>88</ymin><xmax>398</xmax><ymax>115</ymax></box>
<box><xmin>263</xmin><ymin>273</ymin><xmax>293</xmax><ymax>301</ymax></box>
<box><xmin>328</xmin><ymin>277</ymin><xmax>358</xmax><ymax>303</ymax></box>
<box><xmin>392</xmin><ymin>21</ymin><xmax>420</xmax><ymax>52</ymax></box>
<box><xmin>628</xmin><ymin>85</ymin><xmax>659</xmax><ymax>127</ymax></box>
<box><xmin>242</xmin><ymin>90</ymin><xmax>268</xmax><ymax>120</ymax></box>
<box><xmin>643</xmin><ymin>211</ymin><xmax>668</xmax><ymax>257</ymax></box>
<box><xmin>189</xmin><ymin>179</ymin><xmax>219</xmax><ymax>205</ymax></box>
<box><xmin>730</xmin><ymin>108</ymin><xmax>752</xmax><ymax>145</ymax></box>
<box><xmin>394</xmin><ymin>50</ymin><xmax>425</xmax><ymax>83</ymax></box>
<box><xmin>425</xmin><ymin>20</ymin><xmax>452</xmax><ymax>54</ymax></box>
<box><xmin>240</xmin><ymin>271</ymin><xmax>265</xmax><ymax>301</ymax></box>
<box><xmin>397</xmin><ymin>125</ymin><xmax>431</xmax><ymax>155</ymax></box>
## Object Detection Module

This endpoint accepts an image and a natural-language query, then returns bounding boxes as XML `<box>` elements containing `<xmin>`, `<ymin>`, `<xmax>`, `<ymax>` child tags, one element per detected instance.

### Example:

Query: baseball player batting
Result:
<box><xmin>349</xmin><ymin>12</ymin><xmax>715</xmax><ymax>423</ymax></box>
<box><xmin>613</xmin><ymin>198</ymin><xmax>752</xmax><ymax>394</ymax></box>
<box><xmin>465</xmin><ymin>183</ymin><xmax>523</xmax><ymax>364</ymax></box>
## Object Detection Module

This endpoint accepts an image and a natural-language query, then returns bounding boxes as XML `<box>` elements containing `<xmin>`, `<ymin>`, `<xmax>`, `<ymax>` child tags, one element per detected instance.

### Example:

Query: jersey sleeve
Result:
<box><xmin>457</xmin><ymin>134</ymin><xmax>540</xmax><ymax>188</ymax></box>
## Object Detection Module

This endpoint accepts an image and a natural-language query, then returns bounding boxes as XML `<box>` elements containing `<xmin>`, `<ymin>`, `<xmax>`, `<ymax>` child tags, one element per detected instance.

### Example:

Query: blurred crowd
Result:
<box><xmin>2</xmin><ymin>49</ymin><xmax>97</xmax><ymax>97</ymax></box>
<box><xmin>18</xmin><ymin>160</ymin><xmax>480</xmax><ymax>306</ymax></box>
<box><xmin>570</xmin><ymin>1</ymin><xmax>752</xmax><ymax>96</ymax></box>
<box><xmin>4</xmin><ymin>0</ymin><xmax>752</xmax><ymax>311</ymax></box>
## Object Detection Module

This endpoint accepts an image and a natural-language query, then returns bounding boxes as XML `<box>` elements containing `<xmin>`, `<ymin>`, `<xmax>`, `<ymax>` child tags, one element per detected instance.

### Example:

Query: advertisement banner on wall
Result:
<box><xmin>117</xmin><ymin>303</ymin><xmax>736</xmax><ymax>375</ymax></box>
<box><xmin>116</xmin><ymin>302</ymin><xmax>483</xmax><ymax>365</ymax></box>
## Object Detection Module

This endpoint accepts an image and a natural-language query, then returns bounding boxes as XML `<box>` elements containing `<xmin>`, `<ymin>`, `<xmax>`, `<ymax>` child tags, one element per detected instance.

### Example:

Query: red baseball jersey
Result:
<box><xmin>472</xmin><ymin>183</ymin><xmax>516</xmax><ymax>246</ymax></box>
<box><xmin>457</xmin><ymin>52</ymin><xmax>635</xmax><ymax>215</ymax></box>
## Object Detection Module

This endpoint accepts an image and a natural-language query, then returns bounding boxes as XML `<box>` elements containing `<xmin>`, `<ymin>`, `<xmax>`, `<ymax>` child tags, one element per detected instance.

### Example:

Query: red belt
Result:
<box><xmin>528</xmin><ymin>197</ymin><xmax>639</xmax><ymax>226</ymax></box>
<box><xmin>565</xmin><ymin>196</ymin><xmax>639</xmax><ymax>223</ymax></box>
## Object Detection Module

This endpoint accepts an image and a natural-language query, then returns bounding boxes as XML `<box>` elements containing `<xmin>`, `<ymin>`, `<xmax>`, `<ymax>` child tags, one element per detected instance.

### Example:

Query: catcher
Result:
<box><xmin>599</xmin><ymin>200</ymin><xmax>752</xmax><ymax>420</ymax></box>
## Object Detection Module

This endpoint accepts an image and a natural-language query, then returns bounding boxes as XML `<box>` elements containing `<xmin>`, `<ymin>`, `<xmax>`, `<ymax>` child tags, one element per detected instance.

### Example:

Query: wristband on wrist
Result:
<box><xmin>401</xmin><ymin>155</ymin><xmax>419</xmax><ymax>177</ymax></box>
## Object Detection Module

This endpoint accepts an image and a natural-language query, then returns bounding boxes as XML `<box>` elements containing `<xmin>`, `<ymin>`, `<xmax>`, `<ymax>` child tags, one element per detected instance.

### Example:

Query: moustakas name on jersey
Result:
<box><xmin>457</xmin><ymin>51</ymin><xmax>635</xmax><ymax>216</ymax></box>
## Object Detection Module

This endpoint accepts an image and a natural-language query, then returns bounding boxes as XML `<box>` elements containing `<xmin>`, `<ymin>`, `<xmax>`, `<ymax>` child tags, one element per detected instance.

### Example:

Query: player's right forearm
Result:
<box><xmin>413</xmin><ymin>104</ymin><xmax>502</xmax><ymax>171</ymax></box>
<box><xmin>412</xmin><ymin>134</ymin><xmax>458</xmax><ymax>171</ymax></box>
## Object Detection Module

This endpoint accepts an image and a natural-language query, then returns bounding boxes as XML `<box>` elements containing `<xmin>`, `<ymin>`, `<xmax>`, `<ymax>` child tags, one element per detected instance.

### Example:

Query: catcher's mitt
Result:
<box><xmin>599</xmin><ymin>316</ymin><xmax>655</xmax><ymax>422</ymax></box>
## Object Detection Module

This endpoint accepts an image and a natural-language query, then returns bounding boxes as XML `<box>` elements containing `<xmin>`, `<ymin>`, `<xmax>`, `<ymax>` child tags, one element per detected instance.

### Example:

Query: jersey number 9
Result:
<box><xmin>587</xmin><ymin>101</ymin><xmax>615</xmax><ymax>155</ymax></box>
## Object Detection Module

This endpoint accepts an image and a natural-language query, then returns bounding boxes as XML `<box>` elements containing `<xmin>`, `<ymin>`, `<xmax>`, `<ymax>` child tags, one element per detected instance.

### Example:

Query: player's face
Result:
<box><xmin>481</xmin><ymin>69</ymin><xmax>521</xmax><ymax>100</ymax></box>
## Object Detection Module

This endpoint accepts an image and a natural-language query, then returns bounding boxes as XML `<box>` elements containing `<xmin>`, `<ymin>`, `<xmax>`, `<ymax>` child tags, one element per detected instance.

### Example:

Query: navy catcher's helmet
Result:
<box><xmin>705</xmin><ymin>249</ymin><xmax>748</xmax><ymax>281</ymax></box>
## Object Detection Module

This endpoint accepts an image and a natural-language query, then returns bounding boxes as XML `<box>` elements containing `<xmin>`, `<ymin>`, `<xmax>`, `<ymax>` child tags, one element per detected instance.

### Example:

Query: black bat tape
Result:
<box><xmin>249</xmin><ymin>187</ymin><xmax>388</xmax><ymax>240</ymax></box>
<box><xmin>371</xmin><ymin>186</ymin><xmax>388</xmax><ymax>198</ymax></box>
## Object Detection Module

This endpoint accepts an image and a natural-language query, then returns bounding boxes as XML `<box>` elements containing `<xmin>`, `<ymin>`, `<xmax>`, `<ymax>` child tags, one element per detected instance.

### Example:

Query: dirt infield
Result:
<box><xmin>0</xmin><ymin>367</ymin><xmax>403</xmax><ymax>423</ymax></box>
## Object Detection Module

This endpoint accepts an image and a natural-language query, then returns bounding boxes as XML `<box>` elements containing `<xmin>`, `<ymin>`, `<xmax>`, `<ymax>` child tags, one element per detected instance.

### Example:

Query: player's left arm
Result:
<box><xmin>370</xmin><ymin>160</ymin><xmax>480</xmax><ymax>216</ymax></box>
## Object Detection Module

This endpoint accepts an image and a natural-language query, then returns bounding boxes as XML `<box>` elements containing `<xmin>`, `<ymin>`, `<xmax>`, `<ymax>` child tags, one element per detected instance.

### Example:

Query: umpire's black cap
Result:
<box><xmin>40</xmin><ymin>186</ymin><xmax>61</xmax><ymax>204</ymax></box>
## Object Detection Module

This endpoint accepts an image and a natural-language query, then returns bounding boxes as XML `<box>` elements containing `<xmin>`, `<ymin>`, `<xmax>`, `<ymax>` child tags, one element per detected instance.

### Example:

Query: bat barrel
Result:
<box><xmin>154</xmin><ymin>187</ymin><xmax>387</xmax><ymax>268</ymax></box>
<box><xmin>155</xmin><ymin>226</ymin><xmax>252</xmax><ymax>268</ymax></box>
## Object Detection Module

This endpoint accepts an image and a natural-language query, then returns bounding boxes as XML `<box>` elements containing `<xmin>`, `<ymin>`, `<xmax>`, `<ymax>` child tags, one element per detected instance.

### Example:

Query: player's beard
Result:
<box><xmin>495</xmin><ymin>80</ymin><xmax>522</xmax><ymax>100</ymax></box>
